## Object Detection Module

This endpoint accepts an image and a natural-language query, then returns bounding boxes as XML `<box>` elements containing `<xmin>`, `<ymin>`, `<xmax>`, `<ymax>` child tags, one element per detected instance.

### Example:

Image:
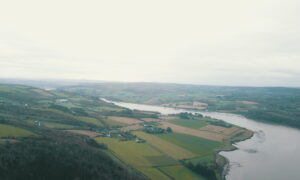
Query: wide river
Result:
<box><xmin>103</xmin><ymin>99</ymin><xmax>300</xmax><ymax>180</ymax></box>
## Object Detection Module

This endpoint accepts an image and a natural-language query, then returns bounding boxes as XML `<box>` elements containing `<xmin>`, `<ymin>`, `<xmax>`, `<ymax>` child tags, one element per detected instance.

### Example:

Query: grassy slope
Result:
<box><xmin>0</xmin><ymin>124</ymin><xmax>36</xmax><ymax>137</ymax></box>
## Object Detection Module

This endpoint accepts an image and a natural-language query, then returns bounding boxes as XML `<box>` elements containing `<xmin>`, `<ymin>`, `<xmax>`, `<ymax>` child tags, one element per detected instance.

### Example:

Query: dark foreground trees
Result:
<box><xmin>0</xmin><ymin>131</ymin><xmax>144</xmax><ymax>180</ymax></box>
<box><xmin>185</xmin><ymin>162</ymin><xmax>217</xmax><ymax>180</ymax></box>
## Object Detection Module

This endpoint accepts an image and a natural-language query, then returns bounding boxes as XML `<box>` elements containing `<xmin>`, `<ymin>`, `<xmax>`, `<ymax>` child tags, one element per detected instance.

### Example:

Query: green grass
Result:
<box><xmin>26</xmin><ymin>120</ymin><xmax>75</xmax><ymax>129</ymax></box>
<box><xmin>96</xmin><ymin>135</ymin><xmax>221</xmax><ymax>179</ymax></box>
<box><xmin>95</xmin><ymin>137</ymin><xmax>182</xmax><ymax>180</ymax></box>
<box><xmin>95</xmin><ymin>137</ymin><xmax>164</xmax><ymax>167</ymax></box>
<box><xmin>156</xmin><ymin>133</ymin><xmax>223</xmax><ymax>156</ymax></box>
<box><xmin>43</xmin><ymin>122</ymin><xmax>75</xmax><ymax>129</ymax></box>
<box><xmin>0</xmin><ymin>124</ymin><xmax>37</xmax><ymax>137</ymax></box>
<box><xmin>133</xmin><ymin>131</ymin><xmax>196</xmax><ymax>159</ymax></box>
<box><xmin>138</xmin><ymin>167</ymin><xmax>171</xmax><ymax>180</ymax></box>
<box><xmin>102</xmin><ymin>118</ymin><xmax>126</xmax><ymax>127</ymax></box>
<box><xmin>144</xmin><ymin>155</ymin><xmax>179</xmax><ymax>166</ymax></box>
<box><xmin>77</xmin><ymin>116</ymin><xmax>103</xmax><ymax>127</ymax></box>
<box><xmin>168</xmin><ymin>118</ymin><xmax>208</xmax><ymax>129</ymax></box>
<box><xmin>159</xmin><ymin>165</ymin><xmax>204</xmax><ymax>180</ymax></box>
<box><xmin>186</xmin><ymin>154</ymin><xmax>215</xmax><ymax>166</ymax></box>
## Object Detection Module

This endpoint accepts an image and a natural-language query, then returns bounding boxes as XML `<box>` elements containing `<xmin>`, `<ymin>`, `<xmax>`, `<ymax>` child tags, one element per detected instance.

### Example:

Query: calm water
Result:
<box><xmin>103</xmin><ymin>99</ymin><xmax>300</xmax><ymax>180</ymax></box>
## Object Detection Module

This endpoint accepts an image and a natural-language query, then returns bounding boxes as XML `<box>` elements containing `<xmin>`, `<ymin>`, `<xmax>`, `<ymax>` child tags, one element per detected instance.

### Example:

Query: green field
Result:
<box><xmin>137</xmin><ymin>167</ymin><xmax>170</xmax><ymax>180</ymax></box>
<box><xmin>133</xmin><ymin>131</ymin><xmax>196</xmax><ymax>159</ymax></box>
<box><xmin>102</xmin><ymin>118</ymin><xmax>126</xmax><ymax>127</ymax></box>
<box><xmin>159</xmin><ymin>165</ymin><xmax>204</xmax><ymax>180</ymax></box>
<box><xmin>95</xmin><ymin>137</ymin><xmax>170</xmax><ymax>167</ymax></box>
<box><xmin>77</xmin><ymin>116</ymin><xmax>103</xmax><ymax>127</ymax></box>
<box><xmin>96</xmin><ymin>133</ymin><xmax>227</xmax><ymax>179</ymax></box>
<box><xmin>156</xmin><ymin>133</ymin><xmax>223</xmax><ymax>156</ymax></box>
<box><xmin>168</xmin><ymin>118</ymin><xmax>209</xmax><ymax>129</ymax></box>
<box><xmin>43</xmin><ymin>122</ymin><xmax>75</xmax><ymax>129</ymax></box>
<box><xmin>0</xmin><ymin>124</ymin><xmax>36</xmax><ymax>137</ymax></box>
<box><xmin>95</xmin><ymin>137</ymin><xmax>198</xmax><ymax>180</ymax></box>
<box><xmin>186</xmin><ymin>154</ymin><xmax>216</xmax><ymax>166</ymax></box>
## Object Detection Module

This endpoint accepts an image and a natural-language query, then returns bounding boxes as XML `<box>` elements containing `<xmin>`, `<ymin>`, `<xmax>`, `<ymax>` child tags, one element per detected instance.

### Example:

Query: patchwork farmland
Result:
<box><xmin>96</xmin><ymin>113</ymin><xmax>252</xmax><ymax>180</ymax></box>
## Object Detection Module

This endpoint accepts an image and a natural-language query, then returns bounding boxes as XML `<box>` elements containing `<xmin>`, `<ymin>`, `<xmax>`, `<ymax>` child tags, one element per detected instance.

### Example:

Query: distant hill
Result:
<box><xmin>61</xmin><ymin>82</ymin><xmax>300</xmax><ymax>129</ymax></box>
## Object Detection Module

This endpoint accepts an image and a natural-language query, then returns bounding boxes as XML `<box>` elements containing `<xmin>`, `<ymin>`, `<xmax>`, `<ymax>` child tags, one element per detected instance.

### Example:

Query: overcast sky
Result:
<box><xmin>0</xmin><ymin>0</ymin><xmax>299</xmax><ymax>86</ymax></box>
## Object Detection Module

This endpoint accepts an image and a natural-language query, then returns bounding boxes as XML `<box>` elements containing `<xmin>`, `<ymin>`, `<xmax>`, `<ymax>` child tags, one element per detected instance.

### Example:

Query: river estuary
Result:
<box><xmin>104</xmin><ymin>99</ymin><xmax>300</xmax><ymax>180</ymax></box>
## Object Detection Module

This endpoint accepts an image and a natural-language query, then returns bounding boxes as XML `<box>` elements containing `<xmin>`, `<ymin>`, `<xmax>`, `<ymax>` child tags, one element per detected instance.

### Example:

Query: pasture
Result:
<box><xmin>107</xmin><ymin>116</ymin><xmax>141</xmax><ymax>124</ymax></box>
<box><xmin>156</xmin><ymin>133</ymin><xmax>223</xmax><ymax>156</ymax></box>
<box><xmin>0</xmin><ymin>124</ymin><xmax>36</xmax><ymax>137</ymax></box>
<box><xmin>133</xmin><ymin>131</ymin><xmax>196</xmax><ymax>159</ymax></box>
<box><xmin>77</xmin><ymin>116</ymin><xmax>103</xmax><ymax>127</ymax></box>
<box><xmin>66</xmin><ymin>130</ymin><xmax>100</xmax><ymax>137</ymax></box>
<box><xmin>95</xmin><ymin>137</ymin><xmax>191</xmax><ymax>180</ymax></box>
<box><xmin>168</xmin><ymin>118</ymin><xmax>208</xmax><ymax>129</ymax></box>
<box><xmin>102</xmin><ymin>117</ymin><xmax>126</xmax><ymax>127</ymax></box>
<box><xmin>95</xmin><ymin>137</ymin><xmax>167</xmax><ymax>167</ymax></box>
<box><xmin>159</xmin><ymin>165</ymin><xmax>204</xmax><ymax>180</ymax></box>
<box><xmin>43</xmin><ymin>122</ymin><xmax>74</xmax><ymax>129</ymax></box>
<box><xmin>137</xmin><ymin>168</ymin><xmax>170</xmax><ymax>180</ymax></box>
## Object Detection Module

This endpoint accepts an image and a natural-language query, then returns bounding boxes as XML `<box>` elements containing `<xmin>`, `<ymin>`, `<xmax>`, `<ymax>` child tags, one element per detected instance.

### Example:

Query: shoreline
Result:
<box><xmin>217</xmin><ymin>130</ymin><xmax>254</xmax><ymax>180</ymax></box>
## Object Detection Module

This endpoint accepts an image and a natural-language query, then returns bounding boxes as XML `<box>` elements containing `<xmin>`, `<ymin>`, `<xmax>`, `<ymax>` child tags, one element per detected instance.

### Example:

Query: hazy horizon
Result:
<box><xmin>1</xmin><ymin>0</ymin><xmax>300</xmax><ymax>87</ymax></box>
<box><xmin>1</xmin><ymin>77</ymin><xmax>300</xmax><ymax>88</ymax></box>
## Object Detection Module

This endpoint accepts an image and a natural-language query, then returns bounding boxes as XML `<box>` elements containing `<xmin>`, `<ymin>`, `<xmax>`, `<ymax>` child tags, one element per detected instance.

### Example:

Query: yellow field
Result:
<box><xmin>95</xmin><ymin>137</ymin><xmax>196</xmax><ymax>180</ymax></box>
<box><xmin>95</xmin><ymin>137</ymin><xmax>163</xmax><ymax>166</ymax></box>
<box><xmin>133</xmin><ymin>131</ymin><xmax>196</xmax><ymax>159</ymax></box>
<box><xmin>0</xmin><ymin>124</ymin><xmax>36</xmax><ymax>137</ymax></box>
